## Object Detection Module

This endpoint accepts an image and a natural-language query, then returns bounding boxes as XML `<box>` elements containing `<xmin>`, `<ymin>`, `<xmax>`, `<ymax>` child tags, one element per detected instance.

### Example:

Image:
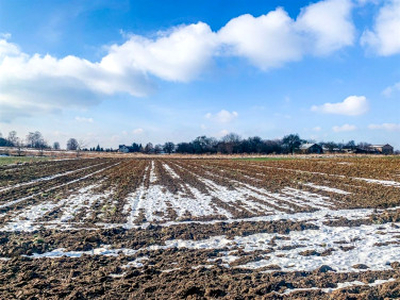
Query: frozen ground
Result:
<box><xmin>1</xmin><ymin>157</ymin><xmax>400</xmax><ymax>298</ymax></box>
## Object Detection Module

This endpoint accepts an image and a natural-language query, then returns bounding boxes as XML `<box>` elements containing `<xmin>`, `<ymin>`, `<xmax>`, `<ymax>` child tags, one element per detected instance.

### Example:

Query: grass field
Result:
<box><xmin>0</xmin><ymin>156</ymin><xmax>50</xmax><ymax>165</ymax></box>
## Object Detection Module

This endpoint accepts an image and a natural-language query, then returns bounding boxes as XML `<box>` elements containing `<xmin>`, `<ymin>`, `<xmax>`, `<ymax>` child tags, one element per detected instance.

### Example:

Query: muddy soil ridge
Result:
<box><xmin>1</xmin><ymin>156</ymin><xmax>400</xmax><ymax>298</ymax></box>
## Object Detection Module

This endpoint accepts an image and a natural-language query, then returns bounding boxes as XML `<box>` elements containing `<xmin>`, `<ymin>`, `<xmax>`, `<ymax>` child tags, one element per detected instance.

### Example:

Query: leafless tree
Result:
<box><xmin>163</xmin><ymin>142</ymin><xmax>175</xmax><ymax>154</ymax></box>
<box><xmin>26</xmin><ymin>131</ymin><xmax>47</xmax><ymax>149</ymax></box>
<box><xmin>76</xmin><ymin>140</ymin><xmax>87</xmax><ymax>157</ymax></box>
<box><xmin>7</xmin><ymin>131</ymin><xmax>18</xmax><ymax>146</ymax></box>
<box><xmin>15</xmin><ymin>138</ymin><xmax>24</xmax><ymax>156</ymax></box>
<box><xmin>220</xmin><ymin>133</ymin><xmax>241</xmax><ymax>154</ymax></box>
<box><xmin>66</xmin><ymin>138</ymin><xmax>78</xmax><ymax>151</ymax></box>
<box><xmin>144</xmin><ymin>142</ymin><xmax>154</xmax><ymax>154</ymax></box>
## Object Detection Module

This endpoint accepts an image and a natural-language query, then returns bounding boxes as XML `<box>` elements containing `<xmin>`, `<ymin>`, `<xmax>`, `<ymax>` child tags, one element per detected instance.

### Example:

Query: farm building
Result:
<box><xmin>118</xmin><ymin>145</ymin><xmax>130</xmax><ymax>153</ymax></box>
<box><xmin>322</xmin><ymin>147</ymin><xmax>341</xmax><ymax>154</ymax></box>
<box><xmin>299</xmin><ymin>143</ymin><xmax>323</xmax><ymax>154</ymax></box>
<box><xmin>369</xmin><ymin>144</ymin><xmax>394</xmax><ymax>155</ymax></box>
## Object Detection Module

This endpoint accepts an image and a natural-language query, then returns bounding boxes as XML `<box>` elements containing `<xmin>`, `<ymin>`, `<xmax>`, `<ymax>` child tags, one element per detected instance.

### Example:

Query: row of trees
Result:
<box><xmin>0</xmin><ymin>131</ymin><xmax>117</xmax><ymax>154</ymax></box>
<box><xmin>174</xmin><ymin>134</ymin><xmax>302</xmax><ymax>154</ymax></box>
<box><xmin>1</xmin><ymin>130</ymin><xmax>388</xmax><ymax>155</ymax></box>
<box><xmin>120</xmin><ymin>142</ymin><xmax>175</xmax><ymax>154</ymax></box>
<box><xmin>0</xmin><ymin>131</ymin><xmax>54</xmax><ymax>149</ymax></box>
<box><xmin>122</xmin><ymin>134</ymin><xmax>307</xmax><ymax>155</ymax></box>
<box><xmin>124</xmin><ymin>134</ymin><xmax>376</xmax><ymax>155</ymax></box>
<box><xmin>0</xmin><ymin>131</ymin><xmax>82</xmax><ymax>151</ymax></box>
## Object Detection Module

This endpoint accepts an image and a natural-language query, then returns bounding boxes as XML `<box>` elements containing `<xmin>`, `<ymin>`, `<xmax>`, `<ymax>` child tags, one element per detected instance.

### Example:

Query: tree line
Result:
<box><xmin>121</xmin><ymin>133</ymin><xmax>377</xmax><ymax>155</ymax></box>
<box><xmin>0</xmin><ymin>130</ymin><xmax>394</xmax><ymax>155</ymax></box>
<box><xmin>0</xmin><ymin>131</ymin><xmax>71</xmax><ymax>151</ymax></box>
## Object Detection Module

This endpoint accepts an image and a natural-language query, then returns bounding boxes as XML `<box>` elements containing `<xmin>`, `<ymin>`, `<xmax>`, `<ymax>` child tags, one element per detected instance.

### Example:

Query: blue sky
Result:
<box><xmin>0</xmin><ymin>0</ymin><xmax>399</xmax><ymax>149</ymax></box>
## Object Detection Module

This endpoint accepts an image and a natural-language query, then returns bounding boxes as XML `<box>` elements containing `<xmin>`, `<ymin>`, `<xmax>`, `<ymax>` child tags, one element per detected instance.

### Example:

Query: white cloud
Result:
<box><xmin>296</xmin><ymin>0</ymin><xmax>354</xmax><ymax>55</ymax></box>
<box><xmin>313</xmin><ymin>126</ymin><xmax>322</xmax><ymax>132</ymax></box>
<box><xmin>75</xmin><ymin>116</ymin><xmax>94</xmax><ymax>123</ymax></box>
<box><xmin>205</xmin><ymin>110</ymin><xmax>238</xmax><ymax>123</ymax></box>
<box><xmin>311</xmin><ymin>95</ymin><xmax>368</xmax><ymax>116</ymax></box>
<box><xmin>0</xmin><ymin>33</ymin><xmax>11</xmax><ymax>39</ymax></box>
<box><xmin>218</xmin><ymin>9</ymin><xmax>303</xmax><ymax>70</ymax></box>
<box><xmin>369</xmin><ymin>123</ymin><xmax>400</xmax><ymax>131</ymax></box>
<box><xmin>0</xmin><ymin>36</ymin><xmax>20</xmax><ymax>59</ymax></box>
<box><xmin>0</xmin><ymin>0</ymin><xmax>357</xmax><ymax>121</ymax></box>
<box><xmin>103</xmin><ymin>22</ymin><xmax>218</xmax><ymax>82</ymax></box>
<box><xmin>218</xmin><ymin>0</ymin><xmax>354</xmax><ymax>69</ymax></box>
<box><xmin>382</xmin><ymin>82</ymin><xmax>400</xmax><ymax>97</ymax></box>
<box><xmin>0</xmin><ymin>23</ymin><xmax>216</xmax><ymax>121</ymax></box>
<box><xmin>132</xmin><ymin>128</ymin><xmax>144</xmax><ymax>134</ymax></box>
<box><xmin>0</xmin><ymin>38</ymin><xmax>153</xmax><ymax>122</ymax></box>
<box><xmin>361</xmin><ymin>0</ymin><xmax>400</xmax><ymax>55</ymax></box>
<box><xmin>332</xmin><ymin>124</ymin><xmax>357</xmax><ymax>132</ymax></box>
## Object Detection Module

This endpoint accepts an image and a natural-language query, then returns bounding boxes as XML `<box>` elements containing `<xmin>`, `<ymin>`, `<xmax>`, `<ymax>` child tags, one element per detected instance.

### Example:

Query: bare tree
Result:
<box><xmin>7</xmin><ymin>131</ymin><xmax>18</xmax><ymax>146</ymax></box>
<box><xmin>76</xmin><ymin>140</ymin><xmax>87</xmax><ymax>157</ymax></box>
<box><xmin>15</xmin><ymin>138</ymin><xmax>24</xmax><ymax>156</ymax></box>
<box><xmin>26</xmin><ymin>132</ymin><xmax>35</xmax><ymax>148</ymax></box>
<box><xmin>66</xmin><ymin>138</ymin><xmax>78</xmax><ymax>151</ymax></box>
<box><xmin>282</xmin><ymin>134</ymin><xmax>303</xmax><ymax>154</ymax></box>
<box><xmin>163</xmin><ymin>142</ymin><xmax>175</xmax><ymax>154</ymax></box>
<box><xmin>144</xmin><ymin>142</ymin><xmax>154</xmax><ymax>154</ymax></box>
<box><xmin>221</xmin><ymin>133</ymin><xmax>241</xmax><ymax>154</ymax></box>
<box><xmin>154</xmin><ymin>144</ymin><xmax>163</xmax><ymax>154</ymax></box>
<box><xmin>26</xmin><ymin>131</ymin><xmax>47</xmax><ymax>149</ymax></box>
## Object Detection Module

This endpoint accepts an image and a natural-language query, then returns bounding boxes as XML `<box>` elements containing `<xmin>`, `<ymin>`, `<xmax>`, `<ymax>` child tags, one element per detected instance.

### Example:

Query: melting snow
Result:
<box><xmin>304</xmin><ymin>183</ymin><xmax>351</xmax><ymax>195</ymax></box>
<box><xmin>0</xmin><ymin>162</ymin><xmax>106</xmax><ymax>193</ymax></box>
<box><xmin>355</xmin><ymin>178</ymin><xmax>400</xmax><ymax>188</ymax></box>
<box><xmin>281</xmin><ymin>278</ymin><xmax>396</xmax><ymax>295</ymax></box>
<box><xmin>28</xmin><ymin>246</ymin><xmax>138</xmax><ymax>258</ymax></box>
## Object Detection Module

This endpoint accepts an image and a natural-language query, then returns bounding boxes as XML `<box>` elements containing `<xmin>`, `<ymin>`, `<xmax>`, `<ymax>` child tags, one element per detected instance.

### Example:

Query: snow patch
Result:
<box><xmin>355</xmin><ymin>178</ymin><xmax>400</xmax><ymax>188</ymax></box>
<box><xmin>304</xmin><ymin>183</ymin><xmax>351</xmax><ymax>195</ymax></box>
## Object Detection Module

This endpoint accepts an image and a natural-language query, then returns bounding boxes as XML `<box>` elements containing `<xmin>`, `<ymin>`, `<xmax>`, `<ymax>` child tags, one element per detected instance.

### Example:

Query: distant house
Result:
<box><xmin>322</xmin><ymin>146</ymin><xmax>341</xmax><ymax>154</ymax></box>
<box><xmin>353</xmin><ymin>147</ymin><xmax>369</xmax><ymax>154</ymax></box>
<box><xmin>369</xmin><ymin>144</ymin><xmax>394</xmax><ymax>155</ymax></box>
<box><xmin>299</xmin><ymin>143</ymin><xmax>323</xmax><ymax>154</ymax></box>
<box><xmin>118</xmin><ymin>145</ymin><xmax>130</xmax><ymax>153</ymax></box>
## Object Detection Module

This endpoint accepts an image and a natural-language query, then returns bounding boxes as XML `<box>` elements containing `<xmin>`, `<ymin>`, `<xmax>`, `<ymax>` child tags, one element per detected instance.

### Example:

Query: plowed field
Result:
<box><xmin>1</xmin><ymin>157</ymin><xmax>400</xmax><ymax>299</ymax></box>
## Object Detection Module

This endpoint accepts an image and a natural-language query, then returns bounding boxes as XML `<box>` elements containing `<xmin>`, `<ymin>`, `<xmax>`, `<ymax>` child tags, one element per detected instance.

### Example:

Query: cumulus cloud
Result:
<box><xmin>332</xmin><ymin>124</ymin><xmax>357</xmax><ymax>132</ymax></box>
<box><xmin>218</xmin><ymin>0</ymin><xmax>354</xmax><ymax>69</ymax></box>
<box><xmin>296</xmin><ymin>0</ymin><xmax>354</xmax><ymax>55</ymax></box>
<box><xmin>103</xmin><ymin>22</ymin><xmax>218</xmax><ymax>82</ymax></box>
<box><xmin>218</xmin><ymin>9</ymin><xmax>303</xmax><ymax>69</ymax></box>
<box><xmin>311</xmin><ymin>95</ymin><xmax>368</xmax><ymax>116</ymax></box>
<box><xmin>0</xmin><ymin>23</ymin><xmax>217</xmax><ymax>121</ymax></box>
<box><xmin>361</xmin><ymin>0</ymin><xmax>400</xmax><ymax>55</ymax></box>
<box><xmin>205</xmin><ymin>110</ymin><xmax>238</xmax><ymax>123</ymax></box>
<box><xmin>75</xmin><ymin>116</ymin><xmax>94</xmax><ymax>123</ymax></box>
<box><xmin>0</xmin><ymin>0</ymin><xmax>357</xmax><ymax>121</ymax></box>
<box><xmin>0</xmin><ymin>38</ymin><xmax>152</xmax><ymax>121</ymax></box>
<box><xmin>368</xmin><ymin>123</ymin><xmax>400</xmax><ymax>131</ymax></box>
